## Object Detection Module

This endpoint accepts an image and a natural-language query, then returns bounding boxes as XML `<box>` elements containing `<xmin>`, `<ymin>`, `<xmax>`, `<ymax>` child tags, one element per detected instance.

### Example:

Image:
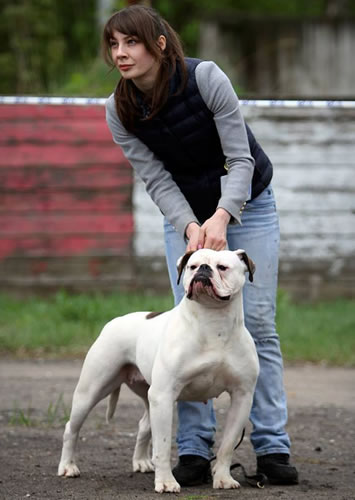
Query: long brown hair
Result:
<box><xmin>102</xmin><ymin>5</ymin><xmax>187</xmax><ymax>132</ymax></box>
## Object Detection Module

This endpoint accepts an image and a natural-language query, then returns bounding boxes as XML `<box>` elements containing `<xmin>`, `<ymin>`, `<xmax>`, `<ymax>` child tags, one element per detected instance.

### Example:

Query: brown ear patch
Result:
<box><xmin>239</xmin><ymin>252</ymin><xmax>256</xmax><ymax>282</ymax></box>
<box><xmin>146</xmin><ymin>311</ymin><xmax>164</xmax><ymax>320</ymax></box>
<box><xmin>177</xmin><ymin>250</ymin><xmax>196</xmax><ymax>285</ymax></box>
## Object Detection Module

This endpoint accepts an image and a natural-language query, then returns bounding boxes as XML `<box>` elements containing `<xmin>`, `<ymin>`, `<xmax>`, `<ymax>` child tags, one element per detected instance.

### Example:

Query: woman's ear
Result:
<box><xmin>157</xmin><ymin>35</ymin><xmax>166</xmax><ymax>51</ymax></box>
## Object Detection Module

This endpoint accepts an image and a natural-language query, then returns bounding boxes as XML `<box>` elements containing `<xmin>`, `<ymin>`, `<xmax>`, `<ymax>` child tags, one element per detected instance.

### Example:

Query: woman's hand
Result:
<box><xmin>200</xmin><ymin>208</ymin><xmax>231</xmax><ymax>250</ymax></box>
<box><xmin>185</xmin><ymin>222</ymin><xmax>204</xmax><ymax>252</ymax></box>
<box><xmin>185</xmin><ymin>208</ymin><xmax>231</xmax><ymax>252</ymax></box>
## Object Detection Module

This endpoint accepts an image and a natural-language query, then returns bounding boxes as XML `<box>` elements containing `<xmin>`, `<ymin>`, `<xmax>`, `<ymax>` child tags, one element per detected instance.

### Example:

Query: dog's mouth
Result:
<box><xmin>187</xmin><ymin>275</ymin><xmax>231</xmax><ymax>301</ymax></box>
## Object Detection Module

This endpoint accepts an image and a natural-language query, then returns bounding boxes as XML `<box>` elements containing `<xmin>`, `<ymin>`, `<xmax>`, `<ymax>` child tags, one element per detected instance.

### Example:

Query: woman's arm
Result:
<box><xmin>193</xmin><ymin>60</ymin><xmax>255</xmax><ymax>250</ymax></box>
<box><xmin>105</xmin><ymin>94</ymin><xmax>199</xmax><ymax>239</ymax></box>
<box><xmin>196</xmin><ymin>61</ymin><xmax>254</xmax><ymax>224</ymax></box>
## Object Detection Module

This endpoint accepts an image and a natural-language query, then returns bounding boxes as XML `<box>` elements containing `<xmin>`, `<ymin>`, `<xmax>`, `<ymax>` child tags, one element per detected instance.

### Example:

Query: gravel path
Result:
<box><xmin>0</xmin><ymin>360</ymin><xmax>354</xmax><ymax>499</ymax></box>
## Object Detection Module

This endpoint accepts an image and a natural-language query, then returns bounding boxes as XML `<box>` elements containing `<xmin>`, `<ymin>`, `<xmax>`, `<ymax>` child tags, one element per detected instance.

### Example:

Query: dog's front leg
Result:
<box><xmin>213</xmin><ymin>390</ymin><xmax>254</xmax><ymax>489</ymax></box>
<box><xmin>148</xmin><ymin>385</ymin><xmax>180</xmax><ymax>493</ymax></box>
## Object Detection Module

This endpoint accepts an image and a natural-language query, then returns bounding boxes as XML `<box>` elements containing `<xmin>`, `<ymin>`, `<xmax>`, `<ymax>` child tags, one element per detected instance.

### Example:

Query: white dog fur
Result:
<box><xmin>58</xmin><ymin>248</ymin><xmax>259</xmax><ymax>493</ymax></box>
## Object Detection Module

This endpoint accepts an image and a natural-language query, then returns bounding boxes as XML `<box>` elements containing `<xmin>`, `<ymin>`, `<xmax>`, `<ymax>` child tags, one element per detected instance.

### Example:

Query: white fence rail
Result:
<box><xmin>1</xmin><ymin>95</ymin><xmax>355</xmax><ymax>108</ymax></box>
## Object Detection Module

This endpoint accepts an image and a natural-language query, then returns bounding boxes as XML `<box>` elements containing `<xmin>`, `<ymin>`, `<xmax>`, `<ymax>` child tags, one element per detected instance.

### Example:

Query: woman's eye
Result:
<box><xmin>127</xmin><ymin>38</ymin><xmax>137</xmax><ymax>45</ymax></box>
<box><xmin>217</xmin><ymin>265</ymin><xmax>228</xmax><ymax>271</ymax></box>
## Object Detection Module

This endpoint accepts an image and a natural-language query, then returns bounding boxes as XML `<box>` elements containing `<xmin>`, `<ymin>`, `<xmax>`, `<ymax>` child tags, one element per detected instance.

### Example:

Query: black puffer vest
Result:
<box><xmin>133</xmin><ymin>57</ymin><xmax>273</xmax><ymax>224</ymax></box>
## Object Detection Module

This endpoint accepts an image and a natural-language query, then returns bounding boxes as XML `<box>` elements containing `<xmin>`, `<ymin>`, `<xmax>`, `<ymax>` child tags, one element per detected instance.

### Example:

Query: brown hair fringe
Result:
<box><xmin>102</xmin><ymin>5</ymin><xmax>187</xmax><ymax>132</ymax></box>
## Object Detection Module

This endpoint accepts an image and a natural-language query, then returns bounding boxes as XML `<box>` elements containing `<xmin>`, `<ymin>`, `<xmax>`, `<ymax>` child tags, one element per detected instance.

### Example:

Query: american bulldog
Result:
<box><xmin>58</xmin><ymin>248</ymin><xmax>259</xmax><ymax>493</ymax></box>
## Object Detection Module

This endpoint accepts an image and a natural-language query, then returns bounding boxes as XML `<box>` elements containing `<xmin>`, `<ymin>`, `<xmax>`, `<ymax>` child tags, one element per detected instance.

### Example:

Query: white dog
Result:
<box><xmin>58</xmin><ymin>248</ymin><xmax>259</xmax><ymax>493</ymax></box>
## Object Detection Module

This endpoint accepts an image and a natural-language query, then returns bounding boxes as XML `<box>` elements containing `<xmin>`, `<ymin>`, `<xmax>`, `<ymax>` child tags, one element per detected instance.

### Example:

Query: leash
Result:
<box><xmin>209</xmin><ymin>428</ymin><xmax>267</xmax><ymax>489</ymax></box>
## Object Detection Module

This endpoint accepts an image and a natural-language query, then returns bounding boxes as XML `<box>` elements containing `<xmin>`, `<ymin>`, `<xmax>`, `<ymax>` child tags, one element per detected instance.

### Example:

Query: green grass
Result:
<box><xmin>0</xmin><ymin>290</ymin><xmax>174</xmax><ymax>358</ymax></box>
<box><xmin>9</xmin><ymin>394</ymin><xmax>70</xmax><ymax>427</ymax></box>
<box><xmin>0</xmin><ymin>290</ymin><xmax>354</xmax><ymax>366</ymax></box>
<box><xmin>276</xmin><ymin>290</ymin><xmax>355</xmax><ymax>366</ymax></box>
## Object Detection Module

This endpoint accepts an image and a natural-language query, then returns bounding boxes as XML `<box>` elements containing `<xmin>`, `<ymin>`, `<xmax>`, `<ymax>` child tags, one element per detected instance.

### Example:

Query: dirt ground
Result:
<box><xmin>0</xmin><ymin>360</ymin><xmax>354</xmax><ymax>500</ymax></box>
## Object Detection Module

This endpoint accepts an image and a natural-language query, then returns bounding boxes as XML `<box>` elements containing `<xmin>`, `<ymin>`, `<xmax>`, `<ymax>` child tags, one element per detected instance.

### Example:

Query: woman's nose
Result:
<box><xmin>115</xmin><ymin>44</ymin><xmax>127</xmax><ymax>59</ymax></box>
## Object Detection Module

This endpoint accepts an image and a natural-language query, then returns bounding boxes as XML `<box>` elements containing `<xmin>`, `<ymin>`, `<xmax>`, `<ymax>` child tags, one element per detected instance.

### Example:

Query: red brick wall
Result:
<box><xmin>0</xmin><ymin>104</ymin><xmax>134</xmax><ymax>292</ymax></box>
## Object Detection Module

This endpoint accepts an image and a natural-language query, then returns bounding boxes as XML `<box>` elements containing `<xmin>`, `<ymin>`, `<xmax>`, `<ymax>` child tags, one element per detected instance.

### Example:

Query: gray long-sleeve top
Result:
<box><xmin>105</xmin><ymin>60</ymin><xmax>255</xmax><ymax>238</ymax></box>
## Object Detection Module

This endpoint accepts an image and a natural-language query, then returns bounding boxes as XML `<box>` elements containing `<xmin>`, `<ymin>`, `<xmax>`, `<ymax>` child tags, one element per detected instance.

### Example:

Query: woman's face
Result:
<box><xmin>110</xmin><ymin>30</ymin><xmax>166</xmax><ymax>93</ymax></box>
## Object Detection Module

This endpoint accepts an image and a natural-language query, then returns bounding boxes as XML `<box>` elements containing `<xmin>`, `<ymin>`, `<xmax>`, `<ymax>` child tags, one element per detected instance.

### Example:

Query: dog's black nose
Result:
<box><xmin>199</xmin><ymin>264</ymin><xmax>212</xmax><ymax>274</ymax></box>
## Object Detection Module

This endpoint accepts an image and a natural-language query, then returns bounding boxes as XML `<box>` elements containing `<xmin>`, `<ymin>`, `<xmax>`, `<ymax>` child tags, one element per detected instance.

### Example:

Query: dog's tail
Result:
<box><xmin>106</xmin><ymin>386</ymin><xmax>121</xmax><ymax>423</ymax></box>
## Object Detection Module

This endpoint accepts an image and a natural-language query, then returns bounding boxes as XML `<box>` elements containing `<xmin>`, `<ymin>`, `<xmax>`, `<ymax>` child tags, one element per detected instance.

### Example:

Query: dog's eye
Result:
<box><xmin>190</xmin><ymin>265</ymin><xmax>197</xmax><ymax>270</ymax></box>
<box><xmin>217</xmin><ymin>265</ymin><xmax>228</xmax><ymax>271</ymax></box>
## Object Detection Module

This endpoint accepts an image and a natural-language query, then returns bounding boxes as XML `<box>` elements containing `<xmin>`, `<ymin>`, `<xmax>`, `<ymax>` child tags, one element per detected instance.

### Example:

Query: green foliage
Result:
<box><xmin>1</xmin><ymin>0</ymin><xmax>64</xmax><ymax>93</ymax></box>
<box><xmin>55</xmin><ymin>59</ymin><xmax>119</xmax><ymax>97</ymax></box>
<box><xmin>2</xmin><ymin>0</ymin><xmax>355</xmax><ymax>96</ymax></box>
<box><xmin>0</xmin><ymin>0</ymin><xmax>98</xmax><ymax>94</ymax></box>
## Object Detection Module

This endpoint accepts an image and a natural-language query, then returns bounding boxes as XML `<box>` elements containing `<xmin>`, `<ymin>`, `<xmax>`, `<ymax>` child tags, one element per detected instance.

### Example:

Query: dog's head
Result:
<box><xmin>177</xmin><ymin>249</ymin><xmax>255</xmax><ymax>305</ymax></box>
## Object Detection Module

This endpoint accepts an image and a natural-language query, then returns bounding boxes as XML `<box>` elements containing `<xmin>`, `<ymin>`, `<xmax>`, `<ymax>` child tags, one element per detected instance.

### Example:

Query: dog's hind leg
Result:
<box><xmin>58</xmin><ymin>388</ymin><xmax>99</xmax><ymax>477</ymax></box>
<box><xmin>132</xmin><ymin>397</ymin><xmax>154</xmax><ymax>473</ymax></box>
<box><xmin>58</xmin><ymin>361</ymin><xmax>122</xmax><ymax>477</ymax></box>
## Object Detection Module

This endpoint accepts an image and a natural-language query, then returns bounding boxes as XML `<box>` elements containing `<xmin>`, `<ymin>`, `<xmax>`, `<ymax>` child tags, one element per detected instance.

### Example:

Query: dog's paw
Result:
<box><xmin>213</xmin><ymin>475</ymin><xmax>240</xmax><ymax>489</ymax></box>
<box><xmin>133</xmin><ymin>458</ymin><xmax>155</xmax><ymax>473</ymax></box>
<box><xmin>155</xmin><ymin>478</ymin><xmax>181</xmax><ymax>493</ymax></box>
<box><xmin>58</xmin><ymin>462</ymin><xmax>81</xmax><ymax>477</ymax></box>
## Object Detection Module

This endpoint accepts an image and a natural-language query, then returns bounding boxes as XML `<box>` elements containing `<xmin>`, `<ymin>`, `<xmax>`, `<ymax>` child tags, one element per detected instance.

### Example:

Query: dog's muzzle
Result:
<box><xmin>187</xmin><ymin>273</ymin><xmax>212</xmax><ymax>300</ymax></box>
<box><xmin>187</xmin><ymin>269</ymin><xmax>230</xmax><ymax>301</ymax></box>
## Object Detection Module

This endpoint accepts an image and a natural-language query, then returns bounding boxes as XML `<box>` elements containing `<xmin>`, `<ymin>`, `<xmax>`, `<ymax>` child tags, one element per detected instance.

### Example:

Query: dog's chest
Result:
<box><xmin>179</xmin><ymin>373</ymin><xmax>229</xmax><ymax>401</ymax></box>
<box><xmin>178</xmin><ymin>356</ymin><xmax>235</xmax><ymax>401</ymax></box>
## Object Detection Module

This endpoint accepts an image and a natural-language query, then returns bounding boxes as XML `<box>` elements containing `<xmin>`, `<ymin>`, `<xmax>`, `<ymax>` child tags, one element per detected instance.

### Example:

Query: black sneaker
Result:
<box><xmin>257</xmin><ymin>453</ymin><xmax>299</xmax><ymax>485</ymax></box>
<box><xmin>172</xmin><ymin>454</ymin><xmax>212</xmax><ymax>486</ymax></box>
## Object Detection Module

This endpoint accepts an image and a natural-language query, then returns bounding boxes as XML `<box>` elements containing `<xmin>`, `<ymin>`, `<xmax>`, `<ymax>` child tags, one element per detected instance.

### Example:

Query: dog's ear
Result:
<box><xmin>176</xmin><ymin>251</ymin><xmax>195</xmax><ymax>285</ymax></box>
<box><xmin>235</xmin><ymin>249</ymin><xmax>255</xmax><ymax>282</ymax></box>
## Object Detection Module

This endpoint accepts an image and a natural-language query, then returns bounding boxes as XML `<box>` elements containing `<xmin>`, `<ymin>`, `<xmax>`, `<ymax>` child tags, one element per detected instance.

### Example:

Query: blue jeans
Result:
<box><xmin>163</xmin><ymin>185</ymin><xmax>291</xmax><ymax>459</ymax></box>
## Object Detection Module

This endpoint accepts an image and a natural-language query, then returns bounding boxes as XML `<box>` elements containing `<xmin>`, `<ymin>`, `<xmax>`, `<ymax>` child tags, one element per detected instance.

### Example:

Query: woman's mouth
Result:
<box><xmin>119</xmin><ymin>65</ymin><xmax>133</xmax><ymax>71</ymax></box>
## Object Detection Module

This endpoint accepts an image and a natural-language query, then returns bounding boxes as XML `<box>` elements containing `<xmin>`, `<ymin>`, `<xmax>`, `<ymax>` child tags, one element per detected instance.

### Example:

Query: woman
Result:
<box><xmin>103</xmin><ymin>4</ymin><xmax>298</xmax><ymax>487</ymax></box>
